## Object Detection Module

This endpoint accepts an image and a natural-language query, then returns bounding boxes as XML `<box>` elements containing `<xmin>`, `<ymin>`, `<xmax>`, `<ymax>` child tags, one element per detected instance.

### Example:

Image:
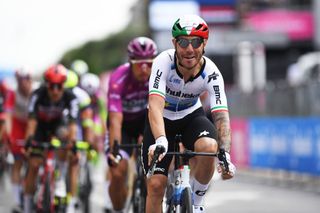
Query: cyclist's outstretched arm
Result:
<box><xmin>212</xmin><ymin>110</ymin><xmax>231</xmax><ymax>152</ymax></box>
<box><xmin>25</xmin><ymin>117</ymin><xmax>37</xmax><ymax>139</ymax></box>
<box><xmin>108</xmin><ymin>111</ymin><xmax>123</xmax><ymax>147</ymax></box>
<box><xmin>148</xmin><ymin>95</ymin><xmax>165</xmax><ymax>139</ymax></box>
<box><xmin>147</xmin><ymin>95</ymin><xmax>169</xmax><ymax>163</ymax></box>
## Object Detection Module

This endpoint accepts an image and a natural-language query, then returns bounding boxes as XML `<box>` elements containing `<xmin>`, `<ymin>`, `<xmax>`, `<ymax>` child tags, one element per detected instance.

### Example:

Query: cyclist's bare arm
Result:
<box><xmin>212</xmin><ymin>110</ymin><xmax>231</xmax><ymax>152</ymax></box>
<box><xmin>68</xmin><ymin>121</ymin><xmax>78</xmax><ymax>143</ymax></box>
<box><xmin>148</xmin><ymin>94</ymin><xmax>166</xmax><ymax>140</ymax></box>
<box><xmin>80</xmin><ymin>108</ymin><xmax>94</xmax><ymax>147</ymax></box>
<box><xmin>25</xmin><ymin>117</ymin><xmax>37</xmax><ymax>138</ymax></box>
<box><xmin>108</xmin><ymin>111</ymin><xmax>123</xmax><ymax>147</ymax></box>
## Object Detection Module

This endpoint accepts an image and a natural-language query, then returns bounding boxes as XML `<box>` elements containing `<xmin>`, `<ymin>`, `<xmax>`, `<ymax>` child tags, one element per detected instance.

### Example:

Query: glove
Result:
<box><xmin>217</xmin><ymin>149</ymin><xmax>236</xmax><ymax>179</ymax></box>
<box><xmin>24</xmin><ymin>136</ymin><xmax>34</xmax><ymax>150</ymax></box>
<box><xmin>148</xmin><ymin>136</ymin><xmax>168</xmax><ymax>162</ymax></box>
<box><xmin>106</xmin><ymin>146</ymin><xmax>122</xmax><ymax>167</ymax></box>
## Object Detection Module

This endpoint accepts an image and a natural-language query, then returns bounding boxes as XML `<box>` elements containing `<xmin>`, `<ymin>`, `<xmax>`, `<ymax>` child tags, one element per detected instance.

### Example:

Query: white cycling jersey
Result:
<box><xmin>149</xmin><ymin>49</ymin><xmax>228</xmax><ymax>120</ymax></box>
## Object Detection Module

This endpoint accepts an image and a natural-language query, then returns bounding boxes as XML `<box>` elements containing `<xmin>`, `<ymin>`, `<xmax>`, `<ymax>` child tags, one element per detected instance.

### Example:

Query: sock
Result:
<box><xmin>192</xmin><ymin>179</ymin><xmax>210</xmax><ymax>206</ymax></box>
<box><xmin>12</xmin><ymin>183</ymin><xmax>22</xmax><ymax>205</ymax></box>
<box><xmin>23</xmin><ymin>194</ymin><xmax>33</xmax><ymax>213</ymax></box>
<box><xmin>104</xmin><ymin>180</ymin><xmax>113</xmax><ymax>209</ymax></box>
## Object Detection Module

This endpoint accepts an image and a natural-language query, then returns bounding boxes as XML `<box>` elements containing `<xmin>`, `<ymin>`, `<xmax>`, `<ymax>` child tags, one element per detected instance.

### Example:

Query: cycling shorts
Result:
<box><xmin>10</xmin><ymin>117</ymin><xmax>27</xmax><ymax>157</ymax></box>
<box><xmin>142</xmin><ymin>107</ymin><xmax>217</xmax><ymax>176</ymax></box>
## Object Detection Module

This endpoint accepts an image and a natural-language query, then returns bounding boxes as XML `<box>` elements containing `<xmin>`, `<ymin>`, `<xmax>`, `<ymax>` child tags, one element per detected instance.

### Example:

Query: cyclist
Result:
<box><xmin>0</xmin><ymin>80</ymin><xmax>13</xmax><ymax>145</ymax></box>
<box><xmin>8</xmin><ymin>68</ymin><xmax>33</xmax><ymax>213</ymax></box>
<box><xmin>80</xmin><ymin>72</ymin><xmax>107</xmax><ymax>152</ymax></box>
<box><xmin>105</xmin><ymin>36</ymin><xmax>158</xmax><ymax>212</ymax></box>
<box><xmin>143</xmin><ymin>15</ymin><xmax>236</xmax><ymax>213</ymax></box>
<box><xmin>64</xmin><ymin>70</ymin><xmax>94</xmax><ymax>212</ymax></box>
<box><xmin>23</xmin><ymin>64</ymin><xmax>79</xmax><ymax>213</ymax></box>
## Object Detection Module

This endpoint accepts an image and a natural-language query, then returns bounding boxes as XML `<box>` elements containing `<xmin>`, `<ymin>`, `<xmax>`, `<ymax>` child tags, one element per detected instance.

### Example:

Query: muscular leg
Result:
<box><xmin>109</xmin><ymin>159</ymin><xmax>128</xmax><ymax>210</ymax></box>
<box><xmin>146</xmin><ymin>174</ymin><xmax>167</xmax><ymax>213</ymax></box>
<box><xmin>190</xmin><ymin>137</ymin><xmax>218</xmax><ymax>206</ymax></box>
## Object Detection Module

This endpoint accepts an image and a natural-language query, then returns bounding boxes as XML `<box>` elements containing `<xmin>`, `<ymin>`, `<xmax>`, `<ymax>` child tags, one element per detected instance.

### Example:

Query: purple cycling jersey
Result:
<box><xmin>107</xmin><ymin>63</ymin><xmax>148</xmax><ymax>121</ymax></box>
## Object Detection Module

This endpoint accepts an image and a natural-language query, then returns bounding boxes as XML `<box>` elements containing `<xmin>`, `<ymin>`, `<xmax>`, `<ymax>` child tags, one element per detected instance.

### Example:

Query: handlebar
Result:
<box><xmin>146</xmin><ymin>145</ymin><xmax>165</xmax><ymax>179</ymax></box>
<box><xmin>146</xmin><ymin>147</ymin><xmax>230</xmax><ymax>178</ymax></box>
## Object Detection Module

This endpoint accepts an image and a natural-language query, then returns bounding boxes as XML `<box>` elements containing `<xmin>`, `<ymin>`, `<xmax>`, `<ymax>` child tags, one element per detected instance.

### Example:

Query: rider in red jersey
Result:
<box><xmin>9</xmin><ymin>68</ymin><xmax>33</xmax><ymax>213</ymax></box>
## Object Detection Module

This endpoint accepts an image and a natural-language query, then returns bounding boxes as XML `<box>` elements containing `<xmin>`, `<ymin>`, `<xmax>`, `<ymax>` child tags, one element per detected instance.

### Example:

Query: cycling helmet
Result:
<box><xmin>80</xmin><ymin>73</ymin><xmax>100</xmax><ymax>95</ymax></box>
<box><xmin>70</xmin><ymin>59</ymin><xmax>89</xmax><ymax>76</ymax></box>
<box><xmin>15</xmin><ymin>67</ymin><xmax>32</xmax><ymax>79</ymax></box>
<box><xmin>172</xmin><ymin>14</ymin><xmax>209</xmax><ymax>39</ymax></box>
<box><xmin>64</xmin><ymin>70</ymin><xmax>79</xmax><ymax>89</ymax></box>
<box><xmin>44</xmin><ymin>64</ymin><xmax>67</xmax><ymax>84</ymax></box>
<box><xmin>127</xmin><ymin>37</ymin><xmax>158</xmax><ymax>59</ymax></box>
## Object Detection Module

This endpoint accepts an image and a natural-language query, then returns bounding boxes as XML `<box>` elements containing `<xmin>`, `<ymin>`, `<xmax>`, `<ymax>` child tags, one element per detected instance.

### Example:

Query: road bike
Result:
<box><xmin>75</xmin><ymin>140</ymin><xmax>97</xmax><ymax>213</ymax></box>
<box><xmin>32</xmin><ymin>139</ymin><xmax>71</xmax><ymax>213</ymax></box>
<box><xmin>147</xmin><ymin>135</ymin><xmax>229</xmax><ymax>213</ymax></box>
<box><xmin>112</xmin><ymin>140</ymin><xmax>146</xmax><ymax>213</ymax></box>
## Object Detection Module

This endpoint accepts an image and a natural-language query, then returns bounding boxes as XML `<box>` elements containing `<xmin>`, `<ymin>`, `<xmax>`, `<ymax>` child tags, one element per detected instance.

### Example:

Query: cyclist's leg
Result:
<box><xmin>183</xmin><ymin>114</ymin><xmax>218</xmax><ymax>208</ymax></box>
<box><xmin>11</xmin><ymin>156</ymin><xmax>24</xmax><ymax>208</ymax></box>
<box><xmin>108</xmin><ymin>132</ymin><xmax>132</xmax><ymax>211</ymax></box>
<box><xmin>24</xmin><ymin>155</ymin><xmax>43</xmax><ymax>213</ymax></box>
<box><xmin>142</xmin><ymin>118</ymin><xmax>175</xmax><ymax>213</ymax></box>
<box><xmin>109</xmin><ymin>154</ymin><xmax>129</xmax><ymax>211</ymax></box>
<box><xmin>10</xmin><ymin>139</ymin><xmax>25</xmax><ymax>210</ymax></box>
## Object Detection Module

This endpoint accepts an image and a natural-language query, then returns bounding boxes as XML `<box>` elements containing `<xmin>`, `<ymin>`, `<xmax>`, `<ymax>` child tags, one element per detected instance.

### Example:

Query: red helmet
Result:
<box><xmin>44</xmin><ymin>64</ymin><xmax>67</xmax><ymax>84</ymax></box>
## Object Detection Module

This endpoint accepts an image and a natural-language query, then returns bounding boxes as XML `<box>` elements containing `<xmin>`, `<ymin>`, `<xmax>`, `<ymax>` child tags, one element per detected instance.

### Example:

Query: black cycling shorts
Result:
<box><xmin>142</xmin><ymin>107</ymin><xmax>217</xmax><ymax>176</ymax></box>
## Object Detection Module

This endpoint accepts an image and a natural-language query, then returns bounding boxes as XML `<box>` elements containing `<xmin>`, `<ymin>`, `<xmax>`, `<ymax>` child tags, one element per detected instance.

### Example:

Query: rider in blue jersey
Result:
<box><xmin>143</xmin><ymin>15</ymin><xmax>236</xmax><ymax>213</ymax></box>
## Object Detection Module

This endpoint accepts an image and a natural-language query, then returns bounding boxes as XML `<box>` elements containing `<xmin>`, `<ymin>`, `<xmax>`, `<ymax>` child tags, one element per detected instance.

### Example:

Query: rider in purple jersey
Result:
<box><xmin>105</xmin><ymin>37</ymin><xmax>158</xmax><ymax>213</ymax></box>
<box><xmin>108</xmin><ymin>63</ymin><xmax>149</xmax><ymax>121</ymax></box>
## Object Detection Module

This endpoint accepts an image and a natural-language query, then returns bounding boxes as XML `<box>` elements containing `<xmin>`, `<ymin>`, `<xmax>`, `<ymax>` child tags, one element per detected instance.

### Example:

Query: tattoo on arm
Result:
<box><xmin>213</xmin><ymin>111</ymin><xmax>231</xmax><ymax>152</ymax></box>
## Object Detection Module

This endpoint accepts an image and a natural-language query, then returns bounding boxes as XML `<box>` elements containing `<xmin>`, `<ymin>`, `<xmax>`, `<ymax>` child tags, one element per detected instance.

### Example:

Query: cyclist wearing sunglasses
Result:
<box><xmin>23</xmin><ymin>64</ymin><xmax>79</xmax><ymax>213</ymax></box>
<box><xmin>105</xmin><ymin>36</ymin><xmax>157</xmax><ymax>212</ymax></box>
<box><xmin>144</xmin><ymin>14</ymin><xmax>236</xmax><ymax>213</ymax></box>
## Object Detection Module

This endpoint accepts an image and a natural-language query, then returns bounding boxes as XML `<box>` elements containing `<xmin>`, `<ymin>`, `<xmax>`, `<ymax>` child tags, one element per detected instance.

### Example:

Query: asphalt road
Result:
<box><xmin>1</xmin><ymin>159</ymin><xmax>319</xmax><ymax>213</ymax></box>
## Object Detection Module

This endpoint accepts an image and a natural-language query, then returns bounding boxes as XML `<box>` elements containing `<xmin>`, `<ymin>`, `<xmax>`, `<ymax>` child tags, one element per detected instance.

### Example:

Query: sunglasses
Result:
<box><xmin>130</xmin><ymin>59</ymin><xmax>153</xmax><ymax>68</ymax></box>
<box><xmin>176</xmin><ymin>37</ymin><xmax>204</xmax><ymax>49</ymax></box>
<box><xmin>48</xmin><ymin>83</ymin><xmax>63</xmax><ymax>90</ymax></box>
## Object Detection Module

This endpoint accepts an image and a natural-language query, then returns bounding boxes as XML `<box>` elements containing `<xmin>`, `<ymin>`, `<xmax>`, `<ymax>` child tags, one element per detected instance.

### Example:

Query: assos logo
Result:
<box><xmin>153</xmin><ymin>69</ymin><xmax>162</xmax><ymax>89</ymax></box>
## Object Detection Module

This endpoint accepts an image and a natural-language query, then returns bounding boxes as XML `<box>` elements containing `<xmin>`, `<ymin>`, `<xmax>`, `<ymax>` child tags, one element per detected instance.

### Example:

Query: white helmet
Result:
<box><xmin>80</xmin><ymin>73</ymin><xmax>100</xmax><ymax>95</ymax></box>
<box><xmin>15</xmin><ymin>66</ymin><xmax>32</xmax><ymax>79</ymax></box>
<box><xmin>71</xmin><ymin>59</ymin><xmax>89</xmax><ymax>76</ymax></box>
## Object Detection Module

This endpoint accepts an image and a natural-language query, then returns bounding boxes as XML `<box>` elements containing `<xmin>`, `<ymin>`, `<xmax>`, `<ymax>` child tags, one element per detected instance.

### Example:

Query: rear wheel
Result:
<box><xmin>43</xmin><ymin>174</ymin><xmax>52</xmax><ymax>212</ymax></box>
<box><xmin>79</xmin><ymin>164</ymin><xmax>92</xmax><ymax>213</ymax></box>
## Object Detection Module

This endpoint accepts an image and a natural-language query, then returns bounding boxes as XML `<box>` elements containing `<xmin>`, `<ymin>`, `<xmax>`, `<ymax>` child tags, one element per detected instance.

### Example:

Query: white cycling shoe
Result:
<box><xmin>194</xmin><ymin>205</ymin><xmax>205</xmax><ymax>213</ymax></box>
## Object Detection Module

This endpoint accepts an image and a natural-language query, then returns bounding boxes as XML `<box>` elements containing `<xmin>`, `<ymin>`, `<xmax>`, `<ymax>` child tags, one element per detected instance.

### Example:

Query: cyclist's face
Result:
<box><xmin>130</xmin><ymin>59</ymin><xmax>153</xmax><ymax>82</ymax></box>
<box><xmin>173</xmin><ymin>36</ymin><xmax>206</xmax><ymax>70</ymax></box>
<box><xmin>47</xmin><ymin>83</ymin><xmax>64</xmax><ymax>102</ymax></box>
<box><xmin>17</xmin><ymin>76</ymin><xmax>32</xmax><ymax>96</ymax></box>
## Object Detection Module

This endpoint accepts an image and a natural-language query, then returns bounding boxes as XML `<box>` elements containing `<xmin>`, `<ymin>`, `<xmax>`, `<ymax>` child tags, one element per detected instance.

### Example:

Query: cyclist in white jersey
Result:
<box><xmin>143</xmin><ymin>14</ymin><xmax>236</xmax><ymax>213</ymax></box>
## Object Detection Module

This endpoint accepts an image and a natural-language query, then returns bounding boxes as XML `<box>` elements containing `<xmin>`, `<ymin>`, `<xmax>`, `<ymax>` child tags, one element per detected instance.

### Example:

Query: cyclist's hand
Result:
<box><xmin>148</xmin><ymin>136</ymin><xmax>168</xmax><ymax>165</ymax></box>
<box><xmin>107</xmin><ymin>152</ymin><xmax>122</xmax><ymax>167</ymax></box>
<box><xmin>22</xmin><ymin>136</ymin><xmax>33</xmax><ymax>157</ymax></box>
<box><xmin>217</xmin><ymin>149</ymin><xmax>236</xmax><ymax>180</ymax></box>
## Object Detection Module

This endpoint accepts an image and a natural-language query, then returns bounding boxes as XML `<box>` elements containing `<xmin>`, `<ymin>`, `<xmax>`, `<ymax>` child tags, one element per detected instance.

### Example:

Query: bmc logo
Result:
<box><xmin>153</xmin><ymin>69</ymin><xmax>162</xmax><ymax>89</ymax></box>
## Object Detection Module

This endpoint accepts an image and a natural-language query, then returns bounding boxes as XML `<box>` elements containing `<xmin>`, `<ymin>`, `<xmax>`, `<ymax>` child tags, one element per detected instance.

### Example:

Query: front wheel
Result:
<box><xmin>181</xmin><ymin>187</ymin><xmax>193</xmax><ymax>213</ymax></box>
<box><xmin>132</xmin><ymin>177</ymin><xmax>146</xmax><ymax>213</ymax></box>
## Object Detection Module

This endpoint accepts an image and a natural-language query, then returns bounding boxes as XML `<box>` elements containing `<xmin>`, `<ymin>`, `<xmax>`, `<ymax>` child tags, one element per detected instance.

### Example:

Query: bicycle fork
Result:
<box><xmin>171</xmin><ymin>165</ymin><xmax>192</xmax><ymax>206</ymax></box>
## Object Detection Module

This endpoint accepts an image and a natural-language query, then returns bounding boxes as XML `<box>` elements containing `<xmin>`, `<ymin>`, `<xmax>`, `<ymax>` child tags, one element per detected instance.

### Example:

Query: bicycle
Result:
<box><xmin>31</xmin><ymin>138</ymin><xmax>71</xmax><ymax>213</ymax></box>
<box><xmin>147</xmin><ymin>134</ymin><xmax>229</xmax><ymax>213</ymax></box>
<box><xmin>111</xmin><ymin>140</ymin><xmax>146</xmax><ymax>213</ymax></box>
<box><xmin>75</xmin><ymin>140</ymin><xmax>97</xmax><ymax>213</ymax></box>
